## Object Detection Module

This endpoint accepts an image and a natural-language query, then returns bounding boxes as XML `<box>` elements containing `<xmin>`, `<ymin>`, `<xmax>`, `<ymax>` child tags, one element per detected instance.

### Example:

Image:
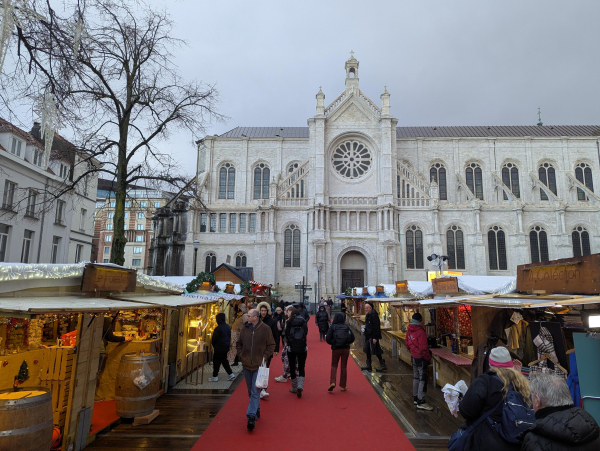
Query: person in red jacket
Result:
<box><xmin>406</xmin><ymin>312</ymin><xmax>433</xmax><ymax>411</ymax></box>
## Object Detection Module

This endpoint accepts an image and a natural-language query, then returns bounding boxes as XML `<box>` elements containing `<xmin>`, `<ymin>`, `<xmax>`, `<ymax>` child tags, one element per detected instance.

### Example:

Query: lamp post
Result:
<box><xmin>316</xmin><ymin>265</ymin><xmax>322</xmax><ymax>315</ymax></box>
<box><xmin>193</xmin><ymin>239</ymin><xmax>200</xmax><ymax>276</ymax></box>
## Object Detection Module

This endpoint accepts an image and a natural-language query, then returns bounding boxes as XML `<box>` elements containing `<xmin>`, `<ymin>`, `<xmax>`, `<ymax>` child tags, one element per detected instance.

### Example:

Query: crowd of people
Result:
<box><xmin>213</xmin><ymin>298</ymin><xmax>600</xmax><ymax>450</ymax></box>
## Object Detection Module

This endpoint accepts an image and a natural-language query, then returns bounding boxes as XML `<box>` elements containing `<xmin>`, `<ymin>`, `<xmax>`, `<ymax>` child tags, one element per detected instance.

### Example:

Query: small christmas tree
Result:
<box><xmin>17</xmin><ymin>360</ymin><xmax>29</xmax><ymax>383</ymax></box>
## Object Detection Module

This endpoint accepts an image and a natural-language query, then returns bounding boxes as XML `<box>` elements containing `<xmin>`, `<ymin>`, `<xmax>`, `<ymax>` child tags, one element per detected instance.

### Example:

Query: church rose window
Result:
<box><xmin>572</xmin><ymin>226</ymin><xmax>591</xmax><ymax>257</ymax></box>
<box><xmin>529</xmin><ymin>225</ymin><xmax>549</xmax><ymax>263</ymax></box>
<box><xmin>332</xmin><ymin>140</ymin><xmax>372</xmax><ymax>179</ymax></box>
<box><xmin>575</xmin><ymin>162</ymin><xmax>594</xmax><ymax>201</ymax></box>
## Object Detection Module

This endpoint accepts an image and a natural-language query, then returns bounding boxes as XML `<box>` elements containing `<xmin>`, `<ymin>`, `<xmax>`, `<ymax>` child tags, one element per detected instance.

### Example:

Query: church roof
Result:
<box><xmin>218</xmin><ymin>125</ymin><xmax>600</xmax><ymax>139</ymax></box>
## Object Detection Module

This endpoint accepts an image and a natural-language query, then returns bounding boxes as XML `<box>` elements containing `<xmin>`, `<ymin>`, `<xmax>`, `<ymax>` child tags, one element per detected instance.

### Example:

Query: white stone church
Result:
<box><xmin>187</xmin><ymin>54</ymin><xmax>600</xmax><ymax>298</ymax></box>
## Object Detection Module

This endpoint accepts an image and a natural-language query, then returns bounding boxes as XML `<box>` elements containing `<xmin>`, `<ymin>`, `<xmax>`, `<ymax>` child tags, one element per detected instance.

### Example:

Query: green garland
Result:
<box><xmin>186</xmin><ymin>272</ymin><xmax>216</xmax><ymax>293</ymax></box>
<box><xmin>239</xmin><ymin>282</ymin><xmax>251</xmax><ymax>295</ymax></box>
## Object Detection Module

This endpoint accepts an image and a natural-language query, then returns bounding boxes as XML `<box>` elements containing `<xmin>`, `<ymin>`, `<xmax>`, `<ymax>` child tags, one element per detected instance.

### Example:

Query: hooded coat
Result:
<box><xmin>315</xmin><ymin>307</ymin><xmax>330</xmax><ymax>333</ymax></box>
<box><xmin>520</xmin><ymin>405</ymin><xmax>600</xmax><ymax>451</ymax></box>
<box><xmin>258</xmin><ymin>301</ymin><xmax>280</xmax><ymax>353</ymax></box>
<box><xmin>211</xmin><ymin>313</ymin><xmax>231</xmax><ymax>352</ymax></box>
<box><xmin>406</xmin><ymin>322</ymin><xmax>431</xmax><ymax>361</ymax></box>
<box><xmin>364</xmin><ymin>308</ymin><xmax>382</xmax><ymax>340</ymax></box>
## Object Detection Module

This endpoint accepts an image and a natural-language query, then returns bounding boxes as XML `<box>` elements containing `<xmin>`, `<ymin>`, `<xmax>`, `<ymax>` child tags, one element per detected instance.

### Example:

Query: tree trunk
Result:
<box><xmin>110</xmin><ymin>126</ymin><xmax>129</xmax><ymax>266</ymax></box>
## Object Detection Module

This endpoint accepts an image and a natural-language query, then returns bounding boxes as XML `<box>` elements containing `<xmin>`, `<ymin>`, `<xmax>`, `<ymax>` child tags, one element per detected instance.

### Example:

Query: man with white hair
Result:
<box><xmin>520</xmin><ymin>373</ymin><xmax>600</xmax><ymax>450</ymax></box>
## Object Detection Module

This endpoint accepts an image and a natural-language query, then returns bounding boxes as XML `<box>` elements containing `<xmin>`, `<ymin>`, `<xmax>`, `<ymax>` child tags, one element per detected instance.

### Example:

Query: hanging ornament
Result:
<box><xmin>0</xmin><ymin>0</ymin><xmax>44</xmax><ymax>74</ymax></box>
<box><xmin>34</xmin><ymin>89</ymin><xmax>61</xmax><ymax>159</ymax></box>
<box><xmin>70</xmin><ymin>13</ymin><xmax>86</xmax><ymax>59</ymax></box>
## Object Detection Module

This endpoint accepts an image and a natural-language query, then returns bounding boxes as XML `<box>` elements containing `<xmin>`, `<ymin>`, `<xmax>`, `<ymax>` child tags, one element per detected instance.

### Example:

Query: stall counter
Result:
<box><xmin>96</xmin><ymin>338</ymin><xmax>162</xmax><ymax>400</ymax></box>
<box><xmin>430</xmin><ymin>347</ymin><xmax>472</xmax><ymax>388</ymax></box>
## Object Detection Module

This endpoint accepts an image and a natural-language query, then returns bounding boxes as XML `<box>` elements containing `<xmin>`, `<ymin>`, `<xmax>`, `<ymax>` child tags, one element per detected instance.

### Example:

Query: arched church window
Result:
<box><xmin>284</xmin><ymin>224</ymin><xmax>301</xmax><ymax>268</ymax></box>
<box><xmin>575</xmin><ymin>162</ymin><xmax>594</xmax><ymax>201</ymax></box>
<box><xmin>446</xmin><ymin>225</ymin><xmax>465</xmax><ymax>270</ymax></box>
<box><xmin>205</xmin><ymin>252</ymin><xmax>216</xmax><ymax>273</ymax></box>
<box><xmin>488</xmin><ymin>226</ymin><xmax>507</xmax><ymax>271</ymax></box>
<box><xmin>572</xmin><ymin>226</ymin><xmax>591</xmax><ymax>257</ymax></box>
<box><xmin>501</xmin><ymin>163</ymin><xmax>520</xmax><ymax>199</ymax></box>
<box><xmin>430</xmin><ymin>163</ymin><xmax>447</xmax><ymax>200</ymax></box>
<box><xmin>406</xmin><ymin>225</ymin><xmax>424</xmax><ymax>269</ymax></box>
<box><xmin>287</xmin><ymin>162</ymin><xmax>299</xmax><ymax>174</ymax></box>
<box><xmin>218</xmin><ymin>163</ymin><xmax>235</xmax><ymax>199</ymax></box>
<box><xmin>538</xmin><ymin>162</ymin><xmax>557</xmax><ymax>200</ymax></box>
<box><xmin>529</xmin><ymin>226</ymin><xmax>549</xmax><ymax>263</ymax></box>
<box><xmin>332</xmin><ymin>140</ymin><xmax>372</xmax><ymax>179</ymax></box>
<box><xmin>235</xmin><ymin>252</ymin><xmax>247</xmax><ymax>267</ymax></box>
<box><xmin>465</xmin><ymin>163</ymin><xmax>484</xmax><ymax>200</ymax></box>
<box><xmin>254</xmin><ymin>163</ymin><xmax>270</xmax><ymax>199</ymax></box>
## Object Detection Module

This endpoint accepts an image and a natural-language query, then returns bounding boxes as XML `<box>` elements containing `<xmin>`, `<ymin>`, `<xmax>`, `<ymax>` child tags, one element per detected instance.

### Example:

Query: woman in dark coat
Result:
<box><xmin>209</xmin><ymin>313</ymin><xmax>235</xmax><ymax>382</ymax></box>
<box><xmin>285</xmin><ymin>309</ymin><xmax>308</xmax><ymax>398</ymax></box>
<box><xmin>326</xmin><ymin>313</ymin><xmax>355</xmax><ymax>391</ymax></box>
<box><xmin>315</xmin><ymin>305</ymin><xmax>330</xmax><ymax>341</ymax></box>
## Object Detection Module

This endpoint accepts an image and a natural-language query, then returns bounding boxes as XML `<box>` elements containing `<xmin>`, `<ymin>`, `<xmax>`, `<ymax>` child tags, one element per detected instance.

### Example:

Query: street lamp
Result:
<box><xmin>193</xmin><ymin>239</ymin><xmax>200</xmax><ymax>276</ymax></box>
<box><xmin>316</xmin><ymin>265</ymin><xmax>322</xmax><ymax>315</ymax></box>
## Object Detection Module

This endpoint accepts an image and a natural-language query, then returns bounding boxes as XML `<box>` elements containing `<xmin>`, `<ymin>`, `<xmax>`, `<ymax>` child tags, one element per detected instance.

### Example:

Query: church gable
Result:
<box><xmin>325</xmin><ymin>93</ymin><xmax>380</xmax><ymax>125</ymax></box>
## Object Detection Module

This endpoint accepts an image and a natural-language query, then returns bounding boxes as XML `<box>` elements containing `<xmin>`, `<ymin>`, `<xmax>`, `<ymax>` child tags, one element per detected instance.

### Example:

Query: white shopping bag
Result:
<box><xmin>255</xmin><ymin>358</ymin><xmax>269</xmax><ymax>389</ymax></box>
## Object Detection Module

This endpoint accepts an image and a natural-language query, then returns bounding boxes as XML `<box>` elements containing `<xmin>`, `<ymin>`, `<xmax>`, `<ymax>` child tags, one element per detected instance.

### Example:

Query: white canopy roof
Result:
<box><xmin>0</xmin><ymin>296</ymin><xmax>159</xmax><ymax>315</ymax></box>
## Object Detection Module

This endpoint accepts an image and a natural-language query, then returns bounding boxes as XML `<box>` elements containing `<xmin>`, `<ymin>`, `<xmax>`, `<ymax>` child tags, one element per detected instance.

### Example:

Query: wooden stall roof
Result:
<box><xmin>0</xmin><ymin>296</ymin><xmax>159</xmax><ymax>315</ymax></box>
<box><xmin>115</xmin><ymin>294</ymin><xmax>219</xmax><ymax>308</ymax></box>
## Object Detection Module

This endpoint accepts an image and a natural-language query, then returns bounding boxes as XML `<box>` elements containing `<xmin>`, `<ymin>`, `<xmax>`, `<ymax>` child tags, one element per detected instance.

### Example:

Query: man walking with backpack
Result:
<box><xmin>326</xmin><ymin>313</ymin><xmax>355</xmax><ymax>392</ymax></box>
<box><xmin>361</xmin><ymin>302</ymin><xmax>387</xmax><ymax>373</ymax></box>
<box><xmin>406</xmin><ymin>312</ymin><xmax>433</xmax><ymax>410</ymax></box>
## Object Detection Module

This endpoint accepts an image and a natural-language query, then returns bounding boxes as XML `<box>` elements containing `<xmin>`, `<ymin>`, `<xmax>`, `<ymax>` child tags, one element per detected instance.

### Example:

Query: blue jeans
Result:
<box><xmin>243</xmin><ymin>368</ymin><xmax>260</xmax><ymax>419</ymax></box>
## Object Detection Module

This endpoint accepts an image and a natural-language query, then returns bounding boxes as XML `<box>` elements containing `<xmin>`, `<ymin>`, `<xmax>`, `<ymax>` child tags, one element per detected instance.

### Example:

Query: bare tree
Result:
<box><xmin>1</xmin><ymin>0</ymin><xmax>223</xmax><ymax>264</ymax></box>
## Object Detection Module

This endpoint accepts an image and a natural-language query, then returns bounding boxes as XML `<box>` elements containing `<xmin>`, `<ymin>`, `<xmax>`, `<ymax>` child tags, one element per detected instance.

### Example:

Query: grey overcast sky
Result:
<box><xmin>157</xmin><ymin>0</ymin><xmax>600</xmax><ymax>174</ymax></box>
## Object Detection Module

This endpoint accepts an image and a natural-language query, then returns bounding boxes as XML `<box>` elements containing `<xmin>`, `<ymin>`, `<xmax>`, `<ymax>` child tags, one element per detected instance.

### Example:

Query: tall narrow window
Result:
<box><xmin>218</xmin><ymin>163</ymin><xmax>236</xmax><ymax>199</ymax></box>
<box><xmin>249</xmin><ymin>213</ymin><xmax>256</xmax><ymax>233</ymax></box>
<box><xmin>200</xmin><ymin>213</ymin><xmax>207</xmax><ymax>232</ymax></box>
<box><xmin>205</xmin><ymin>252</ymin><xmax>216</xmax><ymax>273</ymax></box>
<box><xmin>430</xmin><ymin>163</ymin><xmax>447</xmax><ymax>200</ymax></box>
<box><xmin>51</xmin><ymin>236</ymin><xmax>61</xmax><ymax>263</ymax></box>
<box><xmin>465</xmin><ymin>163</ymin><xmax>483</xmax><ymax>200</ymax></box>
<box><xmin>446</xmin><ymin>225</ymin><xmax>465</xmax><ymax>270</ymax></box>
<box><xmin>488</xmin><ymin>226</ymin><xmax>507</xmax><ymax>270</ymax></box>
<box><xmin>230</xmin><ymin>213</ymin><xmax>236</xmax><ymax>233</ymax></box>
<box><xmin>26</xmin><ymin>190</ymin><xmax>37</xmax><ymax>217</ymax></box>
<box><xmin>0</xmin><ymin>224</ymin><xmax>9</xmax><ymax>262</ymax></box>
<box><xmin>239</xmin><ymin>213</ymin><xmax>246</xmax><ymax>233</ymax></box>
<box><xmin>406</xmin><ymin>225</ymin><xmax>424</xmax><ymax>269</ymax></box>
<box><xmin>254</xmin><ymin>163</ymin><xmax>270</xmax><ymax>199</ymax></box>
<box><xmin>2</xmin><ymin>180</ymin><xmax>17</xmax><ymax>211</ymax></box>
<box><xmin>21</xmin><ymin>230</ymin><xmax>33</xmax><ymax>263</ymax></box>
<box><xmin>284</xmin><ymin>224</ymin><xmax>301</xmax><ymax>267</ymax></box>
<box><xmin>501</xmin><ymin>163</ymin><xmax>520</xmax><ymax>199</ymax></box>
<box><xmin>529</xmin><ymin>226</ymin><xmax>549</xmax><ymax>263</ymax></box>
<box><xmin>575</xmin><ymin>162</ymin><xmax>594</xmax><ymax>201</ymax></box>
<box><xmin>55</xmin><ymin>200</ymin><xmax>65</xmax><ymax>224</ymax></box>
<box><xmin>219</xmin><ymin>213</ymin><xmax>226</xmax><ymax>232</ymax></box>
<box><xmin>75</xmin><ymin>244</ymin><xmax>83</xmax><ymax>263</ymax></box>
<box><xmin>538</xmin><ymin>163</ymin><xmax>557</xmax><ymax>200</ymax></box>
<box><xmin>572</xmin><ymin>226</ymin><xmax>591</xmax><ymax>257</ymax></box>
<box><xmin>235</xmin><ymin>252</ymin><xmax>247</xmax><ymax>267</ymax></box>
<box><xmin>210</xmin><ymin>214</ymin><xmax>217</xmax><ymax>232</ymax></box>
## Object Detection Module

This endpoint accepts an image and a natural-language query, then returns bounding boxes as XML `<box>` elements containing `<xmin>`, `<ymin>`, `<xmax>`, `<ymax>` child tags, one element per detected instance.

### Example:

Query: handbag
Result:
<box><xmin>255</xmin><ymin>358</ymin><xmax>269</xmax><ymax>389</ymax></box>
<box><xmin>447</xmin><ymin>398</ymin><xmax>503</xmax><ymax>451</ymax></box>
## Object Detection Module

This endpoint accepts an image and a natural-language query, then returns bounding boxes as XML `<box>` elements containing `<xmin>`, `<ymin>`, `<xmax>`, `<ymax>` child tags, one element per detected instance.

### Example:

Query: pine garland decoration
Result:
<box><xmin>186</xmin><ymin>272</ymin><xmax>216</xmax><ymax>293</ymax></box>
<box><xmin>17</xmin><ymin>360</ymin><xmax>29</xmax><ymax>382</ymax></box>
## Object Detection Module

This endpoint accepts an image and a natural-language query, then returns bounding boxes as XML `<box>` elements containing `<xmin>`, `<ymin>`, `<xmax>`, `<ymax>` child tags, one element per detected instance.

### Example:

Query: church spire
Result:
<box><xmin>316</xmin><ymin>86</ymin><xmax>325</xmax><ymax>115</ymax></box>
<box><xmin>345</xmin><ymin>51</ymin><xmax>359</xmax><ymax>91</ymax></box>
<box><xmin>537</xmin><ymin>107</ymin><xmax>543</xmax><ymax>126</ymax></box>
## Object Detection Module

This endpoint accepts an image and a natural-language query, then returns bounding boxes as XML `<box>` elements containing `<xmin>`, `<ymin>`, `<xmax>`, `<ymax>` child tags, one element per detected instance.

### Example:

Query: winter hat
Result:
<box><xmin>257</xmin><ymin>301</ymin><xmax>271</xmax><ymax>315</ymax></box>
<box><xmin>489</xmin><ymin>347</ymin><xmax>514</xmax><ymax>368</ymax></box>
<box><xmin>412</xmin><ymin>312</ymin><xmax>423</xmax><ymax>322</ymax></box>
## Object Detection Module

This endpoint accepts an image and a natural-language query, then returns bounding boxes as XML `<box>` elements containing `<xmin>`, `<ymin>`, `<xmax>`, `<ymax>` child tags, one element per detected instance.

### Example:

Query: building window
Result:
<box><xmin>229</xmin><ymin>213</ymin><xmax>236</xmax><ymax>233</ymax></box>
<box><xmin>108</xmin><ymin>212</ymin><xmax>114</xmax><ymax>219</ymax></box>
<box><xmin>33</xmin><ymin>149</ymin><xmax>43</xmax><ymax>167</ymax></box>
<box><xmin>284</xmin><ymin>224</ymin><xmax>301</xmax><ymax>267</ymax></box>
<box><xmin>219</xmin><ymin>163</ymin><xmax>236</xmax><ymax>199</ymax></box>
<box><xmin>137</xmin><ymin>224</ymin><xmax>144</xmax><ymax>230</ymax></box>
<box><xmin>10</xmin><ymin>137</ymin><xmax>22</xmax><ymax>156</ymax></box>
<box><xmin>124</xmin><ymin>223</ymin><xmax>128</xmax><ymax>230</ymax></box>
<box><xmin>75</xmin><ymin>244</ymin><xmax>83</xmax><ymax>263</ymax></box>
<box><xmin>103</xmin><ymin>259</ymin><xmax>109</xmax><ymax>263</ymax></box>
<box><xmin>138</xmin><ymin>212</ymin><xmax>144</xmax><ymax>219</ymax></box>
<box><xmin>154</xmin><ymin>202</ymin><xmax>160</xmax><ymax>208</ymax></box>
<box><xmin>80</xmin><ymin>209</ymin><xmax>87</xmax><ymax>231</ymax></box>
<box><xmin>21</xmin><ymin>230</ymin><xmax>33</xmax><ymax>263</ymax></box>
<box><xmin>205</xmin><ymin>252</ymin><xmax>216</xmax><ymax>273</ymax></box>
<box><xmin>124</xmin><ymin>212</ymin><xmax>129</xmax><ymax>219</ymax></box>
<box><xmin>406</xmin><ymin>225</ymin><xmax>424</xmax><ymax>269</ymax></box>
<box><xmin>107</xmin><ymin>223</ymin><xmax>113</xmax><ymax>230</ymax></box>
<box><xmin>539</xmin><ymin>162</ymin><xmax>557</xmax><ymax>200</ymax></box>
<box><xmin>110</xmin><ymin>201</ymin><xmax>116</xmax><ymax>208</ymax></box>
<box><xmin>218</xmin><ymin>213</ymin><xmax>226</xmax><ymax>232</ymax></box>
<box><xmin>210</xmin><ymin>214</ymin><xmax>217</xmax><ymax>232</ymax></box>
<box><xmin>125</xmin><ymin>201</ymin><xmax>130</xmax><ymax>208</ymax></box>
<box><xmin>0</xmin><ymin>224</ymin><xmax>9</xmax><ymax>262</ymax></box>
<box><xmin>488</xmin><ymin>226</ymin><xmax>507</xmax><ymax>271</ymax></box>
<box><xmin>132</xmin><ymin>259</ymin><xmax>141</xmax><ymax>266</ymax></box>
<box><xmin>25</xmin><ymin>190</ymin><xmax>37</xmax><ymax>218</ymax></box>
<box><xmin>55</xmin><ymin>200</ymin><xmax>65</xmax><ymax>225</ymax></box>
<box><xmin>529</xmin><ymin>226</ymin><xmax>549</xmax><ymax>263</ymax></box>
<box><xmin>254</xmin><ymin>163</ymin><xmax>270</xmax><ymax>199</ymax></box>
<box><xmin>572</xmin><ymin>226</ymin><xmax>591</xmax><ymax>257</ymax></box>
<box><xmin>200</xmin><ymin>213</ymin><xmax>207</xmax><ymax>232</ymax></box>
<box><xmin>59</xmin><ymin>163</ymin><xmax>69</xmax><ymax>179</ymax></box>
<box><xmin>575</xmin><ymin>162</ymin><xmax>594</xmax><ymax>201</ymax></box>
<box><xmin>235</xmin><ymin>252</ymin><xmax>247</xmax><ymax>267</ymax></box>
<box><xmin>104</xmin><ymin>246</ymin><xmax>110</xmax><ymax>254</ymax></box>
<box><xmin>430</xmin><ymin>163</ymin><xmax>447</xmax><ymax>200</ymax></box>
<box><xmin>133</xmin><ymin>246</ymin><xmax>143</xmax><ymax>254</ymax></box>
<box><xmin>105</xmin><ymin>235</ymin><xmax>112</xmax><ymax>242</ymax></box>
<box><xmin>446</xmin><ymin>225</ymin><xmax>465</xmax><ymax>270</ymax></box>
<box><xmin>135</xmin><ymin>235</ymin><xmax>143</xmax><ymax>242</ymax></box>
<box><xmin>501</xmin><ymin>163</ymin><xmax>520</xmax><ymax>199</ymax></box>
<box><xmin>96</xmin><ymin>201</ymin><xmax>105</xmax><ymax>208</ymax></box>
<box><xmin>465</xmin><ymin>163</ymin><xmax>483</xmax><ymax>200</ymax></box>
<box><xmin>332</xmin><ymin>140</ymin><xmax>372</xmax><ymax>179</ymax></box>
<box><xmin>2</xmin><ymin>180</ymin><xmax>17</xmax><ymax>211</ymax></box>
<box><xmin>50</xmin><ymin>236</ymin><xmax>61</xmax><ymax>263</ymax></box>
<box><xmin>140</xmin><ymin>201</ymin><xmax>147</xmax><ymax>208</ymax></box>
<box><xmin>249</xmin><ymin>213</ymin><xmax>256</xmax><ymax>233</ymax></box>
<box><xmin>240</xmin><ymin>213</ymin><xmax>246</xmax><ymax>233</ymax></box>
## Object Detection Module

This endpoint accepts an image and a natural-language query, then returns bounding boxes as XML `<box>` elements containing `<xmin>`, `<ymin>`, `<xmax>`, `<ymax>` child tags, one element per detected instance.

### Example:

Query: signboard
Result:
<box><xmin>517</xmin><ymin>254</ymin><xmax>600</xmax><ymax>295</ymax></box>
<box><xmin>395</xmin><ymin>280</ymin><xmax>409</xmax><ymax>293</ymax></box>
<box><xmin>432</xmin><ymin>277</ymin><xmax>459</xmax><ymax>294</ymax></box>
<box><xmin>81</xmin><ymin>264</ymin><xmax>137</xmax><ymax>292</ymax></box>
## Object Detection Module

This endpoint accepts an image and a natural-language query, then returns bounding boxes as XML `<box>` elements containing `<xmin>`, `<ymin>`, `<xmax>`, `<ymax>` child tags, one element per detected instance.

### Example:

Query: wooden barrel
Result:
<box><xmin>0</xmin><ymin>388</ymin><xmax>53</xmax><ymax>451</ymax></box>
<box><xmin>115</xmin><ymin>353</ymin><xmax>160</xmax><ymax>418</ymax></box>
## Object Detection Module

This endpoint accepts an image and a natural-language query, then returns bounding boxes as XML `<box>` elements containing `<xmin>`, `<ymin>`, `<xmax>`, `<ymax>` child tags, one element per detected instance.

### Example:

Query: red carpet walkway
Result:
<box><xmin>192</xmin><ymin>319</ymin><xmax>415</xmax><ymax>451</ymax></box>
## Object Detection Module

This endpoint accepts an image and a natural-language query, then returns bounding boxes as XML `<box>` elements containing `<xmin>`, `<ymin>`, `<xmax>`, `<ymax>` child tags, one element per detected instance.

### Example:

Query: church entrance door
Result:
<box><xmin>341</xmin><ymin>269</ymin><xmax>364</xmax><ymax>293</ymax></box>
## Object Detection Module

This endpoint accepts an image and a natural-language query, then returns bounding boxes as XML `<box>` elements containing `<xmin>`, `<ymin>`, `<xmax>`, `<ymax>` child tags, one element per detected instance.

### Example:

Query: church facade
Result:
<box><xmin>187</xmin><ymin>55</ymin><xmax>600</xmax><ymax>298</ymax></box>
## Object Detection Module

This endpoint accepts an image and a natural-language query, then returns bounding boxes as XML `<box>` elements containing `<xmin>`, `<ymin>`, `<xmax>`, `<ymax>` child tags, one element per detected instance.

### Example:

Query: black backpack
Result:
<box><xmin>289</xmin><ymin>324</ymin><xmax>306</xmax><ymax>347</ymax></box>
<box><xmin>333</xmin><ymin>324</ymin><xmax>353</xmax><ymax>347</ymax></box>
